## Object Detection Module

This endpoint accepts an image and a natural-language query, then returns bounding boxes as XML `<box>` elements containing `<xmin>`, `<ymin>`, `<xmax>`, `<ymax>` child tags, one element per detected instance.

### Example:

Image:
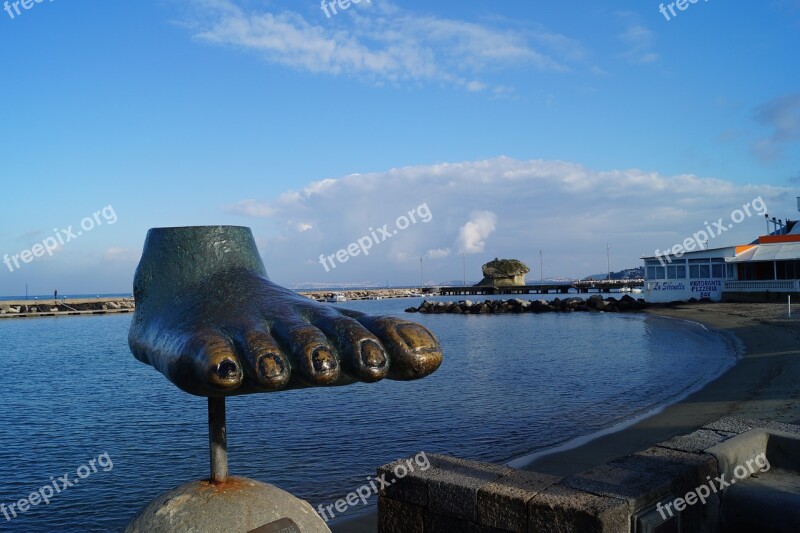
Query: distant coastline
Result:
<box><xmin>0</xmin><ymin>288</ymin><xmax>435</xmax><ymax>319</ymax></box>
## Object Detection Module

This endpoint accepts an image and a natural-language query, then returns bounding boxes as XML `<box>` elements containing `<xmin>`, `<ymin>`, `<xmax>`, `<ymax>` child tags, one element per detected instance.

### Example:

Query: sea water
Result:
<box><xmin>0</xmin><ymin>297</ymin><xmax>736</xmax><ymax>531</ymax></box>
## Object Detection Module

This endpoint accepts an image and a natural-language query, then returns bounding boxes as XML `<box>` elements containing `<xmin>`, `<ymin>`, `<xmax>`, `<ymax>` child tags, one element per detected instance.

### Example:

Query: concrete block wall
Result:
<box><xmin>377</xmin><ymin>417</ymin><xmax>800</xmax><ymax>533</ymax></box>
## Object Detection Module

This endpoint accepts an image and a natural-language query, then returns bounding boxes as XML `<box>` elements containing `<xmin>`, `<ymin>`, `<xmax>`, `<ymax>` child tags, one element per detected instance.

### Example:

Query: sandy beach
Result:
<box><xmin>332</xmin><ymin>302</ymin><xmax>800</xmax><ymax>532</ymax></box>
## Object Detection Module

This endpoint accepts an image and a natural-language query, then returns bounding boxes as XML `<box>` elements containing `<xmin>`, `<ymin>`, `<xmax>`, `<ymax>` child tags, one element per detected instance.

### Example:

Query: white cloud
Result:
<box><xmin>183</xmin><ymin>0</ymin><xmax>581</xmax><ymax>91</ymax></box>
<box><xmin>426</xmin><ymin>248</ymin><xmax>451</xmax><ymax>259</ymax></box>
<box><xmin>617</xmin><ymin>12</ymin><xmax>658</xmax><ymax>65</ymax></box>
<box><xmin>457</xmin><ymin>211</ymin><xmax>497</xmax><ymax>253</ymax></box>
<box><xmin>751</xmin><ymin>92</ymin><xmax>800</xmax><ymax>163</ymax></box>
<box><xmin>227</xmin><ymin>157</ymin><xmax>793</xmax><ymax>285</ymax></box>
<box><xmin>103</xmin><ymin>247</ymin><xmax>140</xmax><ymax>262</ymax></box>
<box><xmin>225</xmin><ymin>199</ymin><xmax>278</xmax><ymax>217</ymax></box>
<box><xmin>297</xmin><ymin>223</ymin><xmax>313</xmax><ymax>232</ymax></box>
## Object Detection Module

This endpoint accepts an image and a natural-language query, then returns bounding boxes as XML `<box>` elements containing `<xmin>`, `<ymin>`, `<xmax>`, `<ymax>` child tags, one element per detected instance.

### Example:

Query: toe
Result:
<box><xmin>181</xmin><ymin>330</ymin><xmax>244</xmax><ymax>394</ymax></box>
<box><xmin>271</xmin><ymin>324</ymin><xmax>341</xmax><ymax>386</ymax></box>
<box><xmin>235</xmin><ymin>327</ymin><xmax>291</xmax><ymax>391</ymax></box>
<box><xmin>312</xmin><ymin>315</ymin><xmax>389</xmax><ymax>383</ymax></box>
<box><xmin>356</xmin><ymin>317</ymin><xmax>443</xmax><ymax>380</ymax></box>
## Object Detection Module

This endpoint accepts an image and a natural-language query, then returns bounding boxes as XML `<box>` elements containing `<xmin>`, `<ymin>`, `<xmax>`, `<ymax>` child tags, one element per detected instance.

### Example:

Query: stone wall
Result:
<box><xmin>377</xmin><ymin>417</ymin><xmax>800</xmax><ymax>532</ymax></box>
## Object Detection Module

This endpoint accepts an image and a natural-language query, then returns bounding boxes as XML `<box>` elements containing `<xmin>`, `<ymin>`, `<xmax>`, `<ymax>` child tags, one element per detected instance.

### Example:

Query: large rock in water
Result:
<box><xmin>476</xmin><ymin>258</ymin><xmax>531</xmax><ymax>287</ymax></box>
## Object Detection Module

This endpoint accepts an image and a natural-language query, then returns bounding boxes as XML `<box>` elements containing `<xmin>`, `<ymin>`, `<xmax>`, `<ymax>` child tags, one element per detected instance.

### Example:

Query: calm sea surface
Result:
<box><xmin>0</xmin><ymin>296</ymin><xmax>737</xmax><ymax>531</ymax></box>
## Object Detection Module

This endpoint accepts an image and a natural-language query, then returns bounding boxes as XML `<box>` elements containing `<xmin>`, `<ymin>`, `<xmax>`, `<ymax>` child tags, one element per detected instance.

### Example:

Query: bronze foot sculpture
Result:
<box><xmin>126</xmin><ymin>226</ymin><xmax>443</xmax><ymax>532</ymax></box>
<box><xmin>129</xmin><ymin>226</ymin><xmax>443</xmax><ymax>397</ymax></box>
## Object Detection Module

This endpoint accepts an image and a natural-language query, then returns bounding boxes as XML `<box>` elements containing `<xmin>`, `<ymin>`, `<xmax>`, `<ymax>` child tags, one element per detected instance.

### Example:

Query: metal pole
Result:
<box><xmin>208</xmin><ymin>397</ymin><xmax>228</xmax><ymax>484</ymax></box>
<box><xmin>463</xmin><ymin>253</ymin><xmax>466</xmax><ymax>287</ymax></box>
<box><xmin>607</xmin><ymin>244</ymin><xmax>611</xmax><ymax>281</ymax></box>
<box><xmin>420</xmin><ymin>257</ymin><xmax>423</xmax><ymax>288</ymax></box>
<box><xmin>539</xmin><ymin>250</ymin><xmax>543</xmax><ymax>284</ymax></box>
<box><xmin>789</xmin><ymin>295</ymin><xmax>792</xmax><ymax>319</ymax></box>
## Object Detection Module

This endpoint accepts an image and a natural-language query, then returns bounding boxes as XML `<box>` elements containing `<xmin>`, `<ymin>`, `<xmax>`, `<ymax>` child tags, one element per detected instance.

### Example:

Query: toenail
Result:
<box><xmin>361</xmin><ymin>340</ymin><xmax>387</xmax><ymax>368</ymax></box>
<box><xmin>258</xmin><ymin>354</ymin><xmax>286</xmax><ymax>379</ymax></box>
<box><xmin>396</xmin><ymin>324</ymin><xmax>437</xmax><ymax>351</ymax></box>
<box><xmin>311</xmin><ymin>347</ymin><xmax>337</xmax><ymax>373</ymax></box>
<box><xmin>215</xmin><ymin>359</ymin><xmax>240</xmax><ymax>380</ymax></box>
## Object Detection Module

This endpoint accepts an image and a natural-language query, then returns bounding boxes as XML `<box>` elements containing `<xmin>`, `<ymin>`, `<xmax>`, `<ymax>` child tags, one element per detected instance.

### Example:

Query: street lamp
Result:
<box><xmin>539</xmin><ymin>250</ymin><xmax>543</xmax><ymax>284</ymax></box>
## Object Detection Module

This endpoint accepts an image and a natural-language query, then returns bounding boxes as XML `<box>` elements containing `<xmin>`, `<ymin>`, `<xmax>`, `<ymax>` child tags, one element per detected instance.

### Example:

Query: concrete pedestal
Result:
<box><xmin>125</xmin><ymin>476</ymin><xmax>331</xmax><ymax>533</ymax></box>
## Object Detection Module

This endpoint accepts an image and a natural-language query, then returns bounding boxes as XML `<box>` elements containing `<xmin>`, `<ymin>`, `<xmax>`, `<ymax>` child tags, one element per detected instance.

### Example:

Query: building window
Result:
<box><xmin>646</xmin><ymin>266</ymin><xmax>666</xmax><ymax>280</ymax></box>
<box><xmin>711</xmin><ymin>264</ymin><xmax>725</xmax><ymax>278</ymax></box>
<box><xmin>667</xmin><ymin>265</ymin><xmax>686</xmax><ymax>279</ymax></box>
<box><xmin>776</xmin><ymin>260</ymin><xmax>800</xmax><ymax>280</ymax></box>
<box><xmin>690</xmin><ymin>264</ymin><xmax>711</xmax><ymax>279</ymax></box>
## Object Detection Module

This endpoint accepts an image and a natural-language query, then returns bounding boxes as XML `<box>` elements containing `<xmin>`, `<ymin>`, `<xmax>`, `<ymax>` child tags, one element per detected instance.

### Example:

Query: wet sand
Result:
<box><xmin>333</xmin><ymin>303</ymin><xmax>800</xmax><ymax>532</ymax></box>
<box><xmin>524</xmin><ymin>303</ymin><xmax>800</xmax><ymax>476</ymax></box>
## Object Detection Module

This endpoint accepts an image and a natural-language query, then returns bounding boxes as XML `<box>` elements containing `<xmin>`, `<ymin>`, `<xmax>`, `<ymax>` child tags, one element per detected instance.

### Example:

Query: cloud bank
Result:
<box><xmin>224</xmin><ymin>157</ymin><xmax>794</xmax><ymax>285</ymax></box>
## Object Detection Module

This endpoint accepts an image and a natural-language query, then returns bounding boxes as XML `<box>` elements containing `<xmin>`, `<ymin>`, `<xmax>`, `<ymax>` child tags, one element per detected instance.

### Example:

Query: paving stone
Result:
<box><xmin>617</xmin><ymin>446</ymin><xmax>720</xmax><ymax>491</ymax></box>
<box><xmin>528</xmin><ymin>483</ymin><xmax>629</xmax><ymax>533</ymax></box>
<box><xmin>424</xmin><ymin>511</ymin><xmax>510</xmax><ymax>533</ymax></box>
<box><xmin>562</xmin><ymin>463</ymin><xmax>671</xmax><ymax>512</ymax></box>
<box><xmin>425</xmin><ymin>455</ymin><xmax>513</xmax><ymax>521</ymax></box>
<box><xmin>657</xmin><ymin>429</ymin><xmax>733</xmax><ymax>454</ymax></box>
<box><xmin>378</xmin><ymin>496</ymin><xmax>423</xmax><ymax>533</ymax></box>
<box><xmin>701</xmin><ymin>417</ymin><xmax>800</xmax><ymax>437</ymax></box>
<box><xmin>378</xmin><ymin>454</ymin><xmax>436</xmax><ymax>507</ymax></box>
<box><xmin>477</xmin><ymin>470</ymin><xmax>561</xmax><ymax>532</ymax></box>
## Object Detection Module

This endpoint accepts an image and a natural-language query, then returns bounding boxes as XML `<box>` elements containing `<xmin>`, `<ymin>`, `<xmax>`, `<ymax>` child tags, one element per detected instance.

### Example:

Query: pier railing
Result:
<box><xmin>438</xmin><ymin>279</ymin><xmax>645</xmax><ymax>296</ymax></box>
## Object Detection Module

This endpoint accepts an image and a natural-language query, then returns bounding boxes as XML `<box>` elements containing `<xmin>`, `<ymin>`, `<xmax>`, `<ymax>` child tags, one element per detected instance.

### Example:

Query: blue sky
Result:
<box><xmin>1</xmin><ymin>0</ymin><xmax>799</xmax><ymax>295</ymax></box>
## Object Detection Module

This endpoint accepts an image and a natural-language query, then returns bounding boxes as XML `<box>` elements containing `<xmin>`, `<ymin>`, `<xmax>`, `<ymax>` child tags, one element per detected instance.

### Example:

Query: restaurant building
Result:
<box><xmin>643</xmin><ymin>214</ymin><xmax>800</xmax><ymax>303</ymax></box>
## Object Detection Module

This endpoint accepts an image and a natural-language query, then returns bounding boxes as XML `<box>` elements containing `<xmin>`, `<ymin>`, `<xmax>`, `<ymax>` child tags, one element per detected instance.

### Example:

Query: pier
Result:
<box><xmin>0</xmin><ymin>281</ymin><xmax>646</xmax><ymax>319</ymax></box>
<box><xmin>438</xmin><ymin>279</ymin><xmax>644</xmax><ymax>296</ymax></box>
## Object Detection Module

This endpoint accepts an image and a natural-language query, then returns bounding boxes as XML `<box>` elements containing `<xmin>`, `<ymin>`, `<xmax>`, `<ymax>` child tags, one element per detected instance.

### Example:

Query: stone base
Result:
<box><xmin>377</xmin><ymin>418</ymin><xmax>800</xmax><ymax>532</ymax></box>
<box><xmin>125</xmin><ymin>477</ymin><xmax>331</xmax><ymax>533</ymax></box>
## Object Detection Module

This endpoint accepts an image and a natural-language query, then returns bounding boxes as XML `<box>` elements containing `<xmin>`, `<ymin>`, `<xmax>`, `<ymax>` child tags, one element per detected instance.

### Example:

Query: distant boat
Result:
<box><xmin>619</xmin><ymin>287</ymin><xmax>632</xmax><ymax>292</ymax></box>
<box><xmin>631</xmin><ymin>288</ymin><xmax>643</xmax><ymax>294</ymax></box>
<box><xmin>326</xmin><ymin>293</ymin><xmax>346</xmax><ymax>303</ymax></box>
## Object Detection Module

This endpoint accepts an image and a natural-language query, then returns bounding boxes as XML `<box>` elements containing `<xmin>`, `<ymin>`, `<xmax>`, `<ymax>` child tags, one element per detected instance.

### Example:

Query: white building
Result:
<box><xmin>642</xmin><ymin>217</ymin><xmax>800</xmax><ymax>303</ymax></box>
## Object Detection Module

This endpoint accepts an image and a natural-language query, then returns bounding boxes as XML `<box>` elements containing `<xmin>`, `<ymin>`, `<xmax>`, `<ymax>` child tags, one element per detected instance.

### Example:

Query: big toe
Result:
<box><xmin>356</xmin><ymin>317</ymin><xmax>443</xmax><ymax>380</ymax></box>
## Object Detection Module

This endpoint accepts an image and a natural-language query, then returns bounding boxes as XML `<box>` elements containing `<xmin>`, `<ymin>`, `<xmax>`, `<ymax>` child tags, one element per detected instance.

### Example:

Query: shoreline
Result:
<box><xmin>333</xmin><ymin>302</ymin><xmax>800</xmax><ymax>532</ymax></box>
<box><xmin>507</xmin><ymin>312</ymin><xmax>743</xmax><ymax>469</ymax></box>
<box><xmin>521</xmin><ymin>303</ymin><xmax>800</xmax><ymax>477</ymax></box>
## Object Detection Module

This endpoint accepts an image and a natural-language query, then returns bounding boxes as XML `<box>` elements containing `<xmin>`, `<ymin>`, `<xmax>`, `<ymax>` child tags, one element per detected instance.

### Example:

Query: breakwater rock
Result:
<box><xmin>299</xmin><ymin>289</ymin><xmax>432</xmax><ymax>302</ymax></box>
<box><xmin>405</xmin><ymin>295</ymin><xmax>648</xmax><ymax>314</ymax></box>
<box><xmin>0</xmin><ymin>298</ymin><xmax>135</xmax><ymax>319</ymax></box>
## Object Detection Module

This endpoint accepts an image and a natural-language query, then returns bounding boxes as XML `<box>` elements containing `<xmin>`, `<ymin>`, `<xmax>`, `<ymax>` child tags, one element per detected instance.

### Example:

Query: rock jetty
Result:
<box><xmin>0</xmin><ymin>298</ymin><xmax>135</xmax><ymax>319</ymax></box>
<box><xmin>405</xmin><ymin>295</ymin><xmax>649</xmax><ymax>314</ymax></box>
<box><xmin>300</xmin><ymin>289</ymin><xmax>430</xmax><ymax>302</ymax></box>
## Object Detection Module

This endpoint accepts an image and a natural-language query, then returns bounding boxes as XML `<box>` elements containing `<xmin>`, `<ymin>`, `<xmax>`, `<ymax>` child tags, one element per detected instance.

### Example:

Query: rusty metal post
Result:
<box><xmin>208</xmin><ymin>397</ymin><xmax>228</xmax><ymax>483</ymax></box>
